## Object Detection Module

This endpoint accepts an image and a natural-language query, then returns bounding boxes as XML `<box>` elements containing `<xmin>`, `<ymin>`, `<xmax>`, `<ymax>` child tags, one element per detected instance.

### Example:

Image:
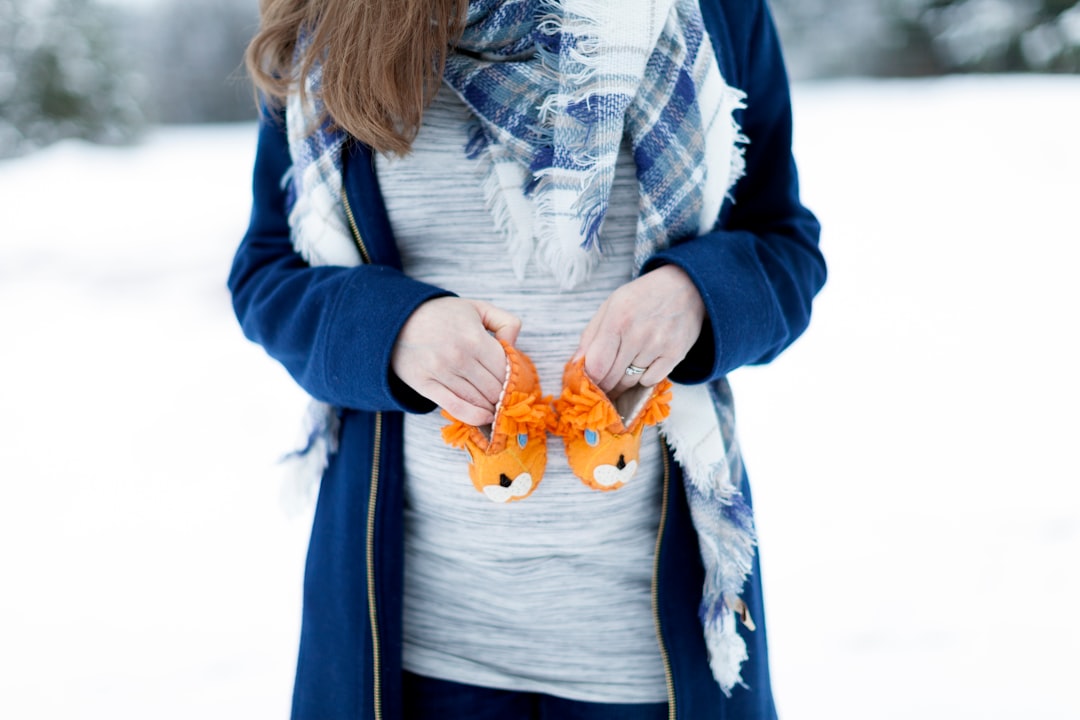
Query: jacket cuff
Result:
<box><xmin>322</xmin><ymin>265</ymin><xmax>453</xmax><ymax>412</ymax></box>
<box><xmin>643</xmin><ymin>232</ymin><xmax>785</xmax><ymax>382</ymax></box>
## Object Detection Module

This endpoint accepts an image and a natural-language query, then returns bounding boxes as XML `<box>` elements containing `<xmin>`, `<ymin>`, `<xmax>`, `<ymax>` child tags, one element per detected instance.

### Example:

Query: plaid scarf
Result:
<box><xmin>284</xmin><ymin>0</ymin><xmax>756</xmax><ymax>695</ymax></box>
<box><xmin>448</xmin><ymin>0</ymin><xmax>747</xmax><ymax>287</ymax></box>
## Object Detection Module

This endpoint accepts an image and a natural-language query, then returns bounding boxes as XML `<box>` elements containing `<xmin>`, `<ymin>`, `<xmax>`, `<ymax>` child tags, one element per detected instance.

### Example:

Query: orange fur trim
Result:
<box><xmin>494</xmin><ymin>390</ymin><xmax>553</xmax><ymax>441</ymax></box>
<box><xmin>554</xmin><ymin>375</ymin><xmax>621</xmax><ymax>434</ymax></box>
<box><xmin>440</xmin><ymin>411</ymin><xmax>479</xmax><ymax>448</ymax></box>
<box><xmin>633</xmin><ymin>378</ymin><xmax>673</xmax><ymax>429</ymax></box>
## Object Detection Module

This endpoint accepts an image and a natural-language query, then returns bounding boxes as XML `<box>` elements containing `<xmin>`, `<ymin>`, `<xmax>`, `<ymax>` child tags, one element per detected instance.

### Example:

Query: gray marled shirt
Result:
<box><xmin>377</xmin><ymin>87</ymin><xmax>667</xmax><ymax>703</ymax></box>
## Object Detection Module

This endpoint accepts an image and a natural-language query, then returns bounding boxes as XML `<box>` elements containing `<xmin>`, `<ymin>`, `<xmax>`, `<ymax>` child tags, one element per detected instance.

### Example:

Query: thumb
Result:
<box><xmin>469</xmin><ymin>300</ymin><xmax>522</xmax><ymax>345</ymax></box>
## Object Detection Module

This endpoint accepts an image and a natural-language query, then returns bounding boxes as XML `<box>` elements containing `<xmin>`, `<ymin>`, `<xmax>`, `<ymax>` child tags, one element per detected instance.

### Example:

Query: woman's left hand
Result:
<box><xmin>575</xmin><ymin>264</ymin><xmax>706</xmax><ymax>399</ymax></box>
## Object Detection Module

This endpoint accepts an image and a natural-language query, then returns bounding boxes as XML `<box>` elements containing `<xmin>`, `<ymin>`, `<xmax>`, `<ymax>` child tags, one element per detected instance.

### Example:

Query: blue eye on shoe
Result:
<box><xmin>584</xmin><ymin>429</ymin><xmax>599</xmax><ymax>447</ymax></box>
<box><xmin>518</xmin><ymin>433</ymin><xmax>528</xmax><ymax>449</ymax></box>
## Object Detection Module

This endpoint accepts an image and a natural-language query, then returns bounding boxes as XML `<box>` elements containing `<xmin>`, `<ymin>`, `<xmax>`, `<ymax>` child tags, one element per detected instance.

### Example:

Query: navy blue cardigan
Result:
<box><xmin>229</xmin><ymin>1</ymin><xmax>824</xmax><ymax>718</ymax></box>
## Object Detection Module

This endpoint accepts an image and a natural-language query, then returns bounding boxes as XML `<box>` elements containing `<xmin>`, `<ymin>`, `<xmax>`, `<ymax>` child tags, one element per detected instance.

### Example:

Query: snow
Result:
<box><xmin>1</xmin><ymin>76</ymin><xmax>1078</xmax><ymax>718</ymax></box>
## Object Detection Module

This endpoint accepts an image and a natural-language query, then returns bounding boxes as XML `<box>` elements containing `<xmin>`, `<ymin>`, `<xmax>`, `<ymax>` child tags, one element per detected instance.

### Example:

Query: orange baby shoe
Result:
<box><xmin>441</xmin><ymin>341</ymin><xmax>553</xmax><ymax>503</ymax></box>
<box><xmin>554</xmin><ymin>358</ymin><xmax>672</xmax><ymax>491</ymax></box>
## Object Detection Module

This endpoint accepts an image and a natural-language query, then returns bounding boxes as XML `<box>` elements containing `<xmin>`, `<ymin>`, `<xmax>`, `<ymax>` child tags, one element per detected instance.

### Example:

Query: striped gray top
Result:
<box><xmin>376</xmin><ymin>87</ymin><xmax>667</xmax><ymax>703</ymax></box>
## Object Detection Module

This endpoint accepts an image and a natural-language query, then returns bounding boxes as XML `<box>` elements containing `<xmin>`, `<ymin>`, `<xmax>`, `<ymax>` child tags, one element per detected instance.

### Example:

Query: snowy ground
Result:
<box><xmin>1</xmin><ymin>76</ymin><xmax>1077</xmax><ymax>719</ymax></box>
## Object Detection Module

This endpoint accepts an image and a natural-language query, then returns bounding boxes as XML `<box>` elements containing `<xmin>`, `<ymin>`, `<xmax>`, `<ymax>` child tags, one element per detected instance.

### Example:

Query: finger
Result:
<box><xmin>637</xmin><ymin>356</ymin><xmax>674</xmax><ymax>388</ymax></box>
<box><xmin>585</xmin><ymin>299</ymin><xmax>638</xmax><ymax>392</ymax></box>
<box><xmin>444</xmin><ymin>371</ymin><xmax>501</xmax><ymax>415</ymax></box>
<box><xmin>429</xmin><ymin>337</ymin><xmax>502</xmax><ymax>402</ymax></box>
<box><xmin>609</xmin><ymin>354</ymin><xmax>656</xmax><ymax>397</ymax></box>
<box><xmin>470</xmin><ymin>300</ymin><xmax>522</xmax><ymax>346</ymax></box>
<box><xmin>444</xmin><ymin>400</ymin><xmax>495</xmax><ymax>428</ymax></box>
<box><xmin>472</xmin><ymin>335</ymin><xmax>510</xmax><ymax>403</ymax></box>
<box><xmin>422</xmin><ymin>380</ymin><xmax>496</xmax><ymax>427</ymax></box>
<box><xmin>583</xmin><ymin>332</ymin><xmax>620</xmax><ymax>391</ymax></box>
<box><xmin>574</xmin><ymin>309</ymin><xmax>604</xmax><ymax>362</ymax></box>
<box><xmin>598</xmin><ymin>339</ymin><xmax>646</xmax><ymax>394</ymax></box>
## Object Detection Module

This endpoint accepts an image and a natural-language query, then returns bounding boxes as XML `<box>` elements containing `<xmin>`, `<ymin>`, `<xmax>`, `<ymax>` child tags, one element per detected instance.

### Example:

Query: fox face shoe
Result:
<box><xmin>554</xmin><ymin>358</ymin><xmax>672</xmax><ymax>491</ymax></box>
<box><xmin>441</xmin><ymin>341</ymin><xmax>553</xmax><ymax>503</ymax></box>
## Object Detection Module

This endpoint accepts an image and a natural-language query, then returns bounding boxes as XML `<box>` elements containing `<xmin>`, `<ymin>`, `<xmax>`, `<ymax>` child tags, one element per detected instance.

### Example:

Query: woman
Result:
<box><xmin>230</xmin><ymin>0</ymin><xmax>825</xmax><ymax>718</ymax></box>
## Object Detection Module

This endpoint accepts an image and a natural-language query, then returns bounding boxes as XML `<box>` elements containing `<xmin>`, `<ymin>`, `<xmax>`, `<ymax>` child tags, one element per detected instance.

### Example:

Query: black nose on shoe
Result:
<box><xmin>499</xmin><ymin>473</ymin><xmax>513</xmax><ymax>488</ymax></box>
<box><xmin>616</xmin><ymin>454</ymin><xmax>626</xmax><ymax>470</ymax></box>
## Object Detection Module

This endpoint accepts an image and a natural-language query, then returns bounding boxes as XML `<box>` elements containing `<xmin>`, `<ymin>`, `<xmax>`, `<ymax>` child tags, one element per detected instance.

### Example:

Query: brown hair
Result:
<box><xmin>245</xmin><ymin>0</ymin><xmax>466</xmax><ymax>156</ymax></box>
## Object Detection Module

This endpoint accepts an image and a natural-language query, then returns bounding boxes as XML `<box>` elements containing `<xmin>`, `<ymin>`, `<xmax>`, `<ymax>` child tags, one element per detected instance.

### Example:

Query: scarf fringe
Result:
<box><xmin>278</xmin><ymin>400</ymin><xmax>338</xmax><ymax>517</ymax></box>
<box><xmin>534</xmin><ymin>0</ymin><xmax>612</xmax><ymax>258</ymax></box>
<box><xmin>660</xmin><ymin>382</ymin><xmax>739</xmax><ymax>497</ymax></box>
<box><xmin>698</xmin><ymin>78</ymin><xmax>749</xmax><ymax>232</ymax></box>
<box><xmin>661</xmin><ymin>379</ymin><xmax>756</xmax><ymax>695</ymax></box>
<box><xmin>477</xmin><ymin>141</ymin><xmax>533</xmax><ymax>279</ymax></box>
<box><xmin>533</xmin><ymin>186</ymin><xmax>602</xmax><ymax>289</ymax></box>
<box><xmin>704</xmin><ymin>610</ymin><xmax>750</xmax><ymax>696</ymax></box>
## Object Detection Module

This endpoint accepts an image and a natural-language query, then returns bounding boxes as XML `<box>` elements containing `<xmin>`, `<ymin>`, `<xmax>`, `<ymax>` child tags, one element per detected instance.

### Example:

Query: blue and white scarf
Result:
<box><xmin>285</xmin><ymin>0</ymin><xmax>756</xmax><ymax>695</ymax></box>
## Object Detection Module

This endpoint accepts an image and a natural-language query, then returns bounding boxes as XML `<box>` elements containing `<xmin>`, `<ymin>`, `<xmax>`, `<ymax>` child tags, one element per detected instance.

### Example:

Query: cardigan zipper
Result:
<box><xmin>341</xmin><ymin>184</ymin><xmax>383</xmax><ymax>720</ymax></box>
<box><xmin>365</xmin><ymin>411</ymin><xmax>384</xmax><ymax>720</ymax></box>
<box><xmin>341</xmin><ymin>187</ymin><xmax>372</xmax><ymax>264</ymax></box>
<box><xmin>652</xmin><ymin>441</ymin><xmax>677</xmax><ymax>720</ymax></box>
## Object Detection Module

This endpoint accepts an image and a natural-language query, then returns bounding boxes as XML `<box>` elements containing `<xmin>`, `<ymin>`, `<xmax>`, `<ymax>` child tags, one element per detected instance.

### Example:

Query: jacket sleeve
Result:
<box><xmin>642</xmin><ymin>0</ymin><xmax>826</xmax><ymax>384</ymax></box>
<box><xmin>227</xmin><ymin>113</ymin><xmax>449</xmax><ymax>412</ymax></box>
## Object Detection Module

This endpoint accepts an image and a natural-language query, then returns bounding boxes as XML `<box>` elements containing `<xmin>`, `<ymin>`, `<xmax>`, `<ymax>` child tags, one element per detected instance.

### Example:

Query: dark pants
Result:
<box><xmin>402</xmin><ymin>672</ymin><xmax>669</xmax><ymax>720</ymax></box>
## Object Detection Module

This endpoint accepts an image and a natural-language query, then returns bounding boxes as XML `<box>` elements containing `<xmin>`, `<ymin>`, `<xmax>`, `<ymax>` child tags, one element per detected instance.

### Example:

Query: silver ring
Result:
<box><xmin>625</xmin><ymin>364</ymin><xmax>648</xmax><ymax>377</ymax></box>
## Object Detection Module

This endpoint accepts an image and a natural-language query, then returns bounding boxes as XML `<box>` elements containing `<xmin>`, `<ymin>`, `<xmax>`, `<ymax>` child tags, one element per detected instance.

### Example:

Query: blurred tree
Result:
<box><xmin>0</xmin><ymin>0</ymin><xmax>143</xmax><ymax>158</ymax></box>
<box><xmin>892</xmin><ymin>0</ymin><xmax>1080</xmax><ymax>72</ymax></box>
<box><xmin>770</xmin><ymin>0</ymin><xmax>1080</xmax><ymax>77</ymax></box>
<box><xmin>770</xmin><ymin>0</ymin><xmax>900</xmax><ymax>78</ymax></box>
<box><xmin>140</xmin><ymin>0</ymin><xmax>259</xmax><ymax>124</ymax></box>
<box><xmin>4</xmin><ymin>0</ymin><xmax>1077</xmax><ymax>157</ymax></box>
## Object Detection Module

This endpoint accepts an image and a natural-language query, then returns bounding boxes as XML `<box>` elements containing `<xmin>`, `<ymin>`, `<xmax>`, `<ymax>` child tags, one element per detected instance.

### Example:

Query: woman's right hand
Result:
<box><xmin>391</xmin><ymin>297</ymin><xmax>521</xmax><ymax>426</ymax></box>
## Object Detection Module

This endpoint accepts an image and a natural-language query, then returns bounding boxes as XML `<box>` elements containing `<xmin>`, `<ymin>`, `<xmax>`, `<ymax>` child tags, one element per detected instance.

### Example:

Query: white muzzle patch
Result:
<box><xmin>592</xmin><ymin>459</ymin><xmax>638</xmax><ymax>488</ymax></box>
<box><xmin>482</xmin><ymin>473</ymin><xmax>534</xmax><ymax>503</ymax></box>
